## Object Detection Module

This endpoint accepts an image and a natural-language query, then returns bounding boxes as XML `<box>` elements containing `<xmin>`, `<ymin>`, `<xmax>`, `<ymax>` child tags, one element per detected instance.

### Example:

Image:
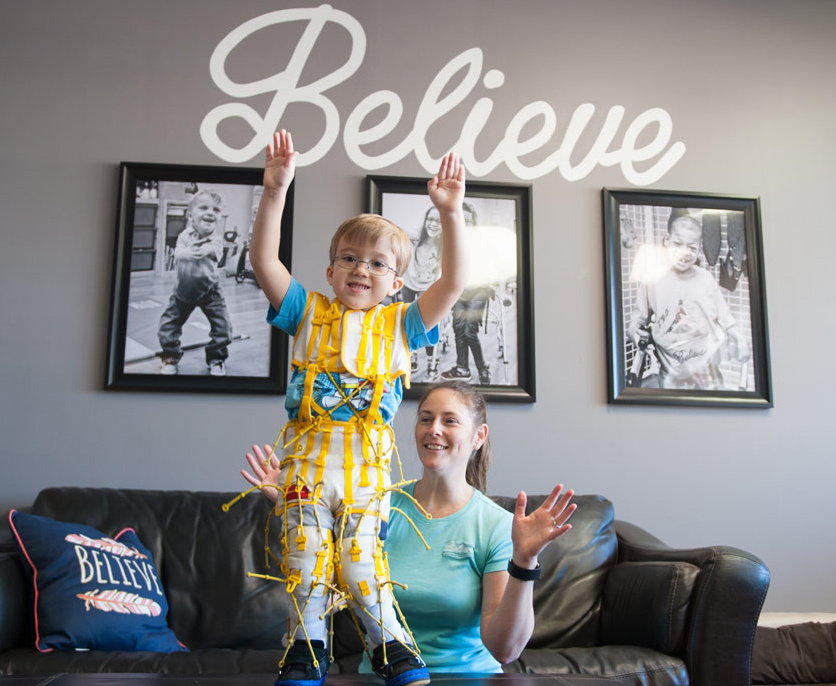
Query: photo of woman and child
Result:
<box><xmin>375</xmin><ymin>188</ymin><xmax>522</xmax><ymax>390</ymax></box>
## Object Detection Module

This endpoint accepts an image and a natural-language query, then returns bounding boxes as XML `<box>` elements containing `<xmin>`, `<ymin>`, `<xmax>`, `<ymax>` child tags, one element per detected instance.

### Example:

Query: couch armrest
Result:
<box><xmin>615</xmin><ymin>520</ymin><xmax>770</xmax><ymax>686</ymax></box>
<box><xmin>0</xmin><ymin>552</ymin><xmax>28</xmax><ymax>653</ymax></box>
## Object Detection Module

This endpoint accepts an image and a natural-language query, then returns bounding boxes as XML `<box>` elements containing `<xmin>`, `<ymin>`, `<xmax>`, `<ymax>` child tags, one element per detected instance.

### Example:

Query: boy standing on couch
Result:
<box><xmin>249</xmin><ymin>130</ymin><xmax>468</xmax><ymax>686</ymax></box>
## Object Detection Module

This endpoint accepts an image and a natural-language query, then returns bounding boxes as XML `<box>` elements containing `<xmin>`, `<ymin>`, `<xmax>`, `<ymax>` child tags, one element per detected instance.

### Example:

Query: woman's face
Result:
<box><xmin>423</xmin><ymin>208</ymin><xmax>442</xmax><ymax>238</ymax></box>
<box><xmin>415</xmin><ymin>388</ymin><xmax>487</xmax><ymax>477</ymax></box>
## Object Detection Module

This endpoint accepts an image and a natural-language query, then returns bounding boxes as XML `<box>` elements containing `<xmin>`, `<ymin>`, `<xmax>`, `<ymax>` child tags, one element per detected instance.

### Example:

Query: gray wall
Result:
<box><xmin>2</xmin><ymin>0</ymin><xmax>834</xmax><ymax>612</ymax></box>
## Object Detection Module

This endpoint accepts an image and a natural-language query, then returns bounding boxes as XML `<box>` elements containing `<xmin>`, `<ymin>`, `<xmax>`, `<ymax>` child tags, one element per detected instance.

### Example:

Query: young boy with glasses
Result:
<box><xmin>246</xmin><ymin>130</ymin><xmax>468</xmax><ymax>686</ymax></box>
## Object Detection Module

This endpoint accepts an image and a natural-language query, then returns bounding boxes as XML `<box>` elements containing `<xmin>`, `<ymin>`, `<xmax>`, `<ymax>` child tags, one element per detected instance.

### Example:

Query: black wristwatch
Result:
<box><xmin>507</xmin><ymin>559</ymin><xmax>541</xmax><ymax>581</ymax></box>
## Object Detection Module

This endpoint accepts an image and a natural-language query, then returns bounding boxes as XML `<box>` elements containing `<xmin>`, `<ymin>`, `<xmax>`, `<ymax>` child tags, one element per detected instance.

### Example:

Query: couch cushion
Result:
<box><xmin>492</xmin><ymin>494</ymin><xmax>616</xmax><ymax>647</ymax></box>
<box><xmin>30</xmin><ymin>488</ymin><xmax>289</xmax><ymax>651</ymax></box>
<box><xmin>0</xmin><ymin>646</ymin><xmax>286</xmax><ymax>675</ymax></box>
<box><xmin>504</xmin><ymin>645</ymin><xmax>689</xmax><ymax>686</ymax></box>
<box><xmin>9</xmin><ymin>510</ymin><xmax>183</xmax><ymax>652</ymax></box>
<box><xmin>601</xmin><ymin>560</ymin><xmax>700</xmax><ymax>655</ymax></box>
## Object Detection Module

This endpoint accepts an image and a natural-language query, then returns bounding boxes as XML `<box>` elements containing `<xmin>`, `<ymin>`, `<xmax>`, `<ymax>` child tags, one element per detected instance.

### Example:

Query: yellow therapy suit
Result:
<box><xmin>261</xmin><ymin>291</ymin><xmax>428</xmax><ymax>670</ymax></box>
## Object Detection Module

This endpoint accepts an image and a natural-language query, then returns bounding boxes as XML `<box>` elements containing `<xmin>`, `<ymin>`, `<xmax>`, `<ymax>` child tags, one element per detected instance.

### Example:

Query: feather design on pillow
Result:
<box><xmin>76</xmin><ymin>589</ymin><xmax>162</xmax><ymax>617</ymax></box>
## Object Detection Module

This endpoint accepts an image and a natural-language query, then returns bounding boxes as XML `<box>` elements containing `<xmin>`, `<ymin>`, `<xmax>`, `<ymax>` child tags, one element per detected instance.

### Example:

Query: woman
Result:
<box><xmin>242</xmin><ymin>380</ymin><xmax>575</xmax><ymax>673</ymax></box>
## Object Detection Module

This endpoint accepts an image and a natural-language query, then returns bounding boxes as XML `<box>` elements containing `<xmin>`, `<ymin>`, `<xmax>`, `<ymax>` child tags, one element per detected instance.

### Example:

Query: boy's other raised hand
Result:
<box><xmin>264</xmin><ymin>129</ymin><xmax>298</xmax><ymax>191</ymax></box>
<box><xmin>427</xmin><ymin>152</ymin><xmax>466</xmax><ymax>214</ymax></box>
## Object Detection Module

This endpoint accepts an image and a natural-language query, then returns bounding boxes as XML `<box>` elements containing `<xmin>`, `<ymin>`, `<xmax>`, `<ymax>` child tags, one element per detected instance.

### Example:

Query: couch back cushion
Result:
<box><xmin>31</xmin><ymin>488</ymin><xmax>288</xmax><ymax>650</ymax></box>
<box><xmin>492</xmin><ymin>494</ymin><xmax>616</xmax><ymax>648</ymax></box>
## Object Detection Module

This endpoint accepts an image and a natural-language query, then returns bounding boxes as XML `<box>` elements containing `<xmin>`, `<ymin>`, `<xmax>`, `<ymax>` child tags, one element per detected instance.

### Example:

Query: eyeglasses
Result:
<box><xmin>332</xmin><ymin>254</ymin><xmax>398</xmax><ymax>277</ymax></box>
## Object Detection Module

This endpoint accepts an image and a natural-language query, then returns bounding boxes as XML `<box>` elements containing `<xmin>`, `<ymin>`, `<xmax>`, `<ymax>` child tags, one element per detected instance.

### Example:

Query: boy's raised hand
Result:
<box><xmin>264</xmin><ymin>129</ymin><xmax>298</xmax><ymax>191</ymax></box>
<box><xmin>427</xmin><ymin>152</ymin><xmax>466</xmax><ymax>213</ymax></box>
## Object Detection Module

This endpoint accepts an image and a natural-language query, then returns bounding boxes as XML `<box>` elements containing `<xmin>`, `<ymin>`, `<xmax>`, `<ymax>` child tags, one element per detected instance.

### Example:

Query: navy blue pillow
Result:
<box><xmin>9</xmin><ymin>510</ymin><xmax>185</xmax><ymax>653</ymax></box>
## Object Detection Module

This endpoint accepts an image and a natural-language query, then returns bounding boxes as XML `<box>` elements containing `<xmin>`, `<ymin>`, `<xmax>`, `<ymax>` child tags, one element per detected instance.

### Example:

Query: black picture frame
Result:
<box><xmin>366</xmin><ymin>175</ymin><xmax>535</xmax><ymax>402</ymax></box>
<box><xmin>603</xmin><ymin>188</ymin><xmax>772</xmax><ymax>408</ymax></box>
<box><xmin>105</xmin><ymin>162</ymin><xmax>292</xmax><ymax>394</ymax></box>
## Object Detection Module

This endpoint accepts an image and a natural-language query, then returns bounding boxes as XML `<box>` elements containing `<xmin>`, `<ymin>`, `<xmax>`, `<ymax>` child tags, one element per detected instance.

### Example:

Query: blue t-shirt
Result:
<box><xmin>361</xmin><ymin>483</ymin><xmax>513</xmax><ymax>673</ymax></box>
<box><xmin>267</xmin><ymin>278</ymin><xmax>438</xmax><ymax>424</ymax></box>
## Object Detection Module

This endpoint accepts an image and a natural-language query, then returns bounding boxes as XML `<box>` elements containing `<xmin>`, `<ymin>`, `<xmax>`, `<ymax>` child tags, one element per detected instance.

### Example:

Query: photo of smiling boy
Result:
<box><xmin>626</xmin><ymin>214</ymin><xmax>750</xmax><ymax>390</ymax></box>
<box><xmin>157</xmin><ymin>189</ymin><xmax>233</xmax><ymax>377</ymax></box>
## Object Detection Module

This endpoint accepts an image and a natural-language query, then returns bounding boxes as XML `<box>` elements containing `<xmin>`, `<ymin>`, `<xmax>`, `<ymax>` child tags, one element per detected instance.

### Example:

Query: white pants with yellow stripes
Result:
<box><xmin>277</xmin><ymin>419</ymin><xmax>406</xmax><ymax>648</ymax></box>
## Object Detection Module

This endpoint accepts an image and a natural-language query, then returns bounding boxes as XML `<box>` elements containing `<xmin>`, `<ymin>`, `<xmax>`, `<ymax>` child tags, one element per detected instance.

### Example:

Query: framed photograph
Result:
<box><xmin>603</xmin><ymin>188</ymin><xmax>772</xmax><ymax>408</ymax></box>
<box><xmin>366</xmin><ymin>175</ymin><xmax>535</xmax><ymax>402</ymax></box>
<box><xmin>105</xmin><ymin>162</ymin><xmax>292</xmax><ymax>394</ymax></box>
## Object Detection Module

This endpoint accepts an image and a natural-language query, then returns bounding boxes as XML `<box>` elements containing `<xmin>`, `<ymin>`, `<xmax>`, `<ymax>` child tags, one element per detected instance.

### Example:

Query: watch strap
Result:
<box><xmin>507</xmin><ymin>559</ymin><xmax>541</xmax><ymax>581</ymax></box>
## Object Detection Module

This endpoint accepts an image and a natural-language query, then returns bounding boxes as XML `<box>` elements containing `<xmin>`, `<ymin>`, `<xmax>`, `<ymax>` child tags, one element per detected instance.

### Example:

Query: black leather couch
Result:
<box><xmin>0</xmin><ymin>487</ymin><xmax>770</xmax><ymax>685</ymax></box>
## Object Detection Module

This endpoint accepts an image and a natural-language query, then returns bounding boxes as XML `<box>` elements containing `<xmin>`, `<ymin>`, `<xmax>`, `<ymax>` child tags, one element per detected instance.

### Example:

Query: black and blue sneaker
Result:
<box><xmin>371</xmin><ymin>640</ymin><xmax>430</xmax><ymax>686</ymax></box>
<box><xmin>275</xmin><ymin>639</ymin><xmax>330</xmax><ymax>686</ymax></box>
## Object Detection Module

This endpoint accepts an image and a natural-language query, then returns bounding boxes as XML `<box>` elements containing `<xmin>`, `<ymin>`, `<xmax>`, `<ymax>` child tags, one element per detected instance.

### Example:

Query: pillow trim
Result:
<box><xmin>8</xmin><ymin>509</ymin><xmax>53</xmax><ymax>653</ymax></box>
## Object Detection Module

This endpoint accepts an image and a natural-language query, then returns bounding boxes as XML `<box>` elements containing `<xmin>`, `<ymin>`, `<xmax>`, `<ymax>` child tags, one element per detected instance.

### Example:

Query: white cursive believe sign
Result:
<box><xmin>200</xmin><ymin>4</ymin><xmax>686</xmax><ymax>185</ymax></box>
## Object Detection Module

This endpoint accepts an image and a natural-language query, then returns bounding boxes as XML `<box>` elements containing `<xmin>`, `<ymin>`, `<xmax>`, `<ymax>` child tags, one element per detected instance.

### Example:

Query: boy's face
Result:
<box><xmin>188</xmin><ymin>194</ymin><xmax>223</xmax><ymax>237</ymax></box>
<box><xmin>665</xmin><ymin>219</ymin><xmax>702</xmax><ymax>273</ymax></box>
<box><xmin>326</xmin><ymin>237</ymin><xmax>404</xmax><ymax>311</ymax></box>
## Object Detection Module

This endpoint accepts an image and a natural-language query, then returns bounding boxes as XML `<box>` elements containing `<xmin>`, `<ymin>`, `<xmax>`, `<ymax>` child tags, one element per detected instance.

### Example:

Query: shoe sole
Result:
<box><xmin>274</xmin><ymin>676</ymin><xmax>327</xmax><ymax>686</ymax></box>
<box><xmin>385</xmin><ymin>669</ymin><xmax>431</xmax><ymax>686</ymax></box>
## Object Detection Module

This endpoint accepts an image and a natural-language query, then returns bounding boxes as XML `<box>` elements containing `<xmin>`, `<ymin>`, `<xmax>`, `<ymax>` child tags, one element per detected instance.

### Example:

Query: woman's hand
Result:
<box><xmin>511</xmin><ymin>484</ymin><xmax>576</xmax><ymax>569</ymax></box>
<box><xmin>241</xmin><ymin>444</ymin><xmax>281</xmax><ymax>504</ymax></box>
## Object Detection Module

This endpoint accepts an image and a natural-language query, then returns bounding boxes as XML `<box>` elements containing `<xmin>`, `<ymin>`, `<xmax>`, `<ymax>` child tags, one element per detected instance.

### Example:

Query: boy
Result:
<box><xmin>627</xmin><ymin>214</ymin><xmax>750</xmax><ymax>390</ymax></box>
<box><xmin>158</xmin><ymin>189</ymin><xmax>232</xmax><ymax>376</ymax></box>
<box><xmin>249</xmin><ymin>130</ymin><xmax>468</xmax><ymax>686</ymax></box>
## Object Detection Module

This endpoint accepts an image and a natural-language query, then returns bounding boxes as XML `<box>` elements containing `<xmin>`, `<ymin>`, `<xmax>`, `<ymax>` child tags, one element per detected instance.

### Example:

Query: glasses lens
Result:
<box><xmin>335</xmin><ymin>255</ymin><xmax>392</xmax><ymax>276</ymax></box>
<box><xmin>368</xmin><ymin>260</ymin><xmax>389</xmax><ymax>275</ymax></box>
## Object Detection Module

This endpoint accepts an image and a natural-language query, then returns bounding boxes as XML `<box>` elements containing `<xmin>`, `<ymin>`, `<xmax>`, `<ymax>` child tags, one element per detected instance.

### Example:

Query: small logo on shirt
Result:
<box><xmin>442</xmin><ymin>540</ymin><xmax>474</xmax><ymax>559</ymax></box>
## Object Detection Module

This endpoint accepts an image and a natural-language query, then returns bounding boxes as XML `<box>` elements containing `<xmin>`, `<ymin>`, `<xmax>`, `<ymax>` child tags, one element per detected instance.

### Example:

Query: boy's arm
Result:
<box><xmin>415</xmin><ymin>153</ymin><xmax>469</xmax><ymax>330</ymax></box>
<box><xmin>626</xmin><ymin>283</ymin><xmax>651</xmax><ymax>346</ymax></box>
<box><xmin>249</xmin><ymin>129</ymin><xmax>297</xmax><ymax>312</ymax></box>
<box><xmin>172</xmin><ymin>230</ymin><xmax>193</xmax><ymax>262</ymax></box>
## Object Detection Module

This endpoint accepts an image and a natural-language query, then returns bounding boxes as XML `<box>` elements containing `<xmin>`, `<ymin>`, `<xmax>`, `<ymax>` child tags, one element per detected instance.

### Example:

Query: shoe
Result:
<box><xmin>160</xmin><ymin>360</ymin><xmax>177</xmax><ymax>376</ymax></box>
<box><xmin>275</xmin><ymin>639</ymin><xmax>330</xmax><ymax>686</ymax></box>
<box><xmin>440</xmin><ymin>366</ymin><xmax>470</xmax><ymax>380</ymax></box>
<box><xmin>208</xmin><ymin>361</ymin><xmax>226</xmax><ymax>376</ymax></box>
<box><xmin>372</xmin><ymin>641</ymin><xmax>430</xmax><ymax>686</ymax></box>
<box><xmin>477</xmin><ymin>367</ymin><xmax>491</xmax><ymax>385</ymax></box>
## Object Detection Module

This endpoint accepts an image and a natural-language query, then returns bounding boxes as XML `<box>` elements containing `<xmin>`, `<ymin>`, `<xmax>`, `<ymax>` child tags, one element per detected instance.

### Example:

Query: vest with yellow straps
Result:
<box><xmin>290</xmin><ymin>292</ymin><xmax>413</xmax><ymax>427</ymax></box>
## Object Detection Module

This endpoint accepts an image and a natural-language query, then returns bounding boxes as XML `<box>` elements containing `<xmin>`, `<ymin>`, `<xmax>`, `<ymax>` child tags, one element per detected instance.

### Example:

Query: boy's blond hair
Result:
<box><xmin>188</xmin><ymin>189</ymin><xmax>224</xmax><ymax>212</ymax></box>
<box><xmin>329</xmin><ymin>214</ymin><xmax>412</xmax><ymax>275</ymax></box>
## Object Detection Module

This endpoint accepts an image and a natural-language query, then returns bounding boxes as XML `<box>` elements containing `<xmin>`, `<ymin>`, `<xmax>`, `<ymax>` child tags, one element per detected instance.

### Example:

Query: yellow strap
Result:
<box><xmin>304</xmin><ymin>293</ymin><xmax>329</xmax><ymax>363</ymax></box>
<box><xmin>355</xmin><ymin>309</ymin><xmax>376</xmax><ymax>378</ymax></box>
<box><xmin>297</xmin><ymin>430</ymin><xmax>316</xmax><ymax>482</ymax></box>
<box><xmin>359</xmin><ymin>426</ymin><xmax>371</xmax><ymax>487</ymax></box>
<box><xmin>322</xmin><ymin>302</ymin><xmax>342</xmax><ymax>370</ymax></box>
<box><xmin>369</xmin><ymin>313</ymin><xmax>386</xmax><ymax>374</ymax></box>
<box><xmin>382</xmin><ymin>306</ymin><xmax>399</xmax><ymax>382</ymax></box>
<box><xmin>363</xmin><ymin>375</ymin><xmax>387</xmax><ymax>430</ymax></box>
<box><xmin>342</xmin><ymin>423</ymin><xmax>356</xmax><ymax>505</ymax></box>
<box><xmin>313</xmin><ymin>421</ymin><xmax>331</xmax><ymax>484</ymax></box>
<box><xmin>298</xmin><ymin>363</ymin><xmax>318</xmax><ymax>424</ymax></box>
